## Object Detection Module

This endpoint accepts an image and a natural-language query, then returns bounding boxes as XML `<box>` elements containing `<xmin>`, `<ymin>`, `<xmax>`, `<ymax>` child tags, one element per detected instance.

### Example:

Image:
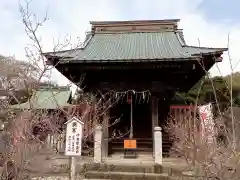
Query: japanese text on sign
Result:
<box><xmin>65</xmin><ymin>117</ymin><xmax>84</xmax><ymax>156</ymax></box>
<box><xmin>124</xmin><ymin>139</ymin><xmax>137</xmax><ymax>149</ymax></box>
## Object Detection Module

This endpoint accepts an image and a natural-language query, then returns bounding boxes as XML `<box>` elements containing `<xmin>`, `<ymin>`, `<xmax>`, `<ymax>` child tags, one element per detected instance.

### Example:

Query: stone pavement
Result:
<box><xmin>104</xmin><ymin>152</ymin><xmax>188</xmax><ymax>169</ymax></box>
<box><xmin>32</xmin><ymin>175</ymin><xmax>113</xmax><ymax>180</ymax></box>
<box><xmin>27</xmin><ymin>152</ymin><xmax>190</xmax><ymax>179</ymax></box>
<box><xmin>28</xmin><ymin>152</ymin><xmax>189</xmax><ymax>173</ymax></box>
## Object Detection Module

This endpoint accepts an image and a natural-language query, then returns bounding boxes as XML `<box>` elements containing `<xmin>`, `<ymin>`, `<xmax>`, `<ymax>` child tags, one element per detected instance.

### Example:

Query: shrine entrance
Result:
<box><xmin>108</xmin><ymin>93</ymin><xmax>152</xmax><ymax>155</ymax></box>
<box><xmin>132</xmin><ymin>101</ymin><xmax>152</xmax><ymax>138</ymax></box>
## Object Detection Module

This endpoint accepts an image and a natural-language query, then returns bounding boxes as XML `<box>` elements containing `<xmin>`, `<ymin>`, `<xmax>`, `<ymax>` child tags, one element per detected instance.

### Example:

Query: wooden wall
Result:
<box><xmin>91</xmin><ymin>20</ymin><xmax>178</xmax><ymax>33</ymax></box>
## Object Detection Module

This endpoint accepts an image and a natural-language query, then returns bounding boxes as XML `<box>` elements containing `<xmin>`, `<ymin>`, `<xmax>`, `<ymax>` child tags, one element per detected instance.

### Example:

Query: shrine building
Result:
<box><xmin>44</xmin><ymin>19</ymin><xmax>227</xmax><ymax>161</ymax></box>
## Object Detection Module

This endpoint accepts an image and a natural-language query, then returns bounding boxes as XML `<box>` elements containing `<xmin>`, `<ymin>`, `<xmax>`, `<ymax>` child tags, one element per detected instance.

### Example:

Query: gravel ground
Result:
<box><xmin>32</xmin><ymin>177</ymin><xmax>102</xmax><ymax>180</ymax></box>
<box><xmin>32</xmin><ymin>177</ymin><xmax>69</xmax><ymax>180</ymax></box>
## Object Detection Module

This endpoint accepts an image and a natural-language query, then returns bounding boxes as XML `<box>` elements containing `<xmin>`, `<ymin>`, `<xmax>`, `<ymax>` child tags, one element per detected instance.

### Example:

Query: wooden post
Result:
<box><xmin>102</xmin><ymin>111</ymin><xmax>109</xmax><ymax>158</ymax></box>
<box><xmin>152</xmin><ymin>96</ymin><xmax>158</xmax><ymax>157</ymax></box>
<box><xmin>152</xmin><ymin>96</ymin><xmax>159</xmax><ymax>127</ymax></box>
<box><xmin>70</xmin><ymin>157</ymin><xmax>76</xmax><ymax>180</ymax></box>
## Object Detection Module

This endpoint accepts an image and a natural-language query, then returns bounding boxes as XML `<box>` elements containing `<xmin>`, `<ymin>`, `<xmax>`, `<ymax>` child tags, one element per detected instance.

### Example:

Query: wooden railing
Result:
<box><xmin>45</xmin><ymin>132</ymin><xmax>66</xmax><ymax>153</ymax></box>
<box><xmin>169</xmin><ymin>105</ymin><xmax>201</xmax><ymax>140</ymax></box>
<box><xmin>169</xmin><ymin>105</ymin><xmax>199</xmax><ymax>129</ymax></box>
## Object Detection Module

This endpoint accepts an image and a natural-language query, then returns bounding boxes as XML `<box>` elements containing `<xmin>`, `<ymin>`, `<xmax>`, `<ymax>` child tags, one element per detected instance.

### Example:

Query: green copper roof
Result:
<box><xmin>44</xmin><ymin>31</ymin><xmax>227</xmax><ymax>62</ymax></box>
<box><xmin>10</xmin><ymin>88</ymin><xmax>72</xmax><ymax>110</ymax></box>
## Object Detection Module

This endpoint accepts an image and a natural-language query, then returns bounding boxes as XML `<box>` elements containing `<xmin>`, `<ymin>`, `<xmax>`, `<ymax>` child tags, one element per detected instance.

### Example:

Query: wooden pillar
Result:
<box><xmin>102</xmin><ymin>111</ymin><xmax>109</xmax><ymax>158</ymax></box>
<box><xmin>152</xmin><ymin>96</ymin><xmax>159</xmax><ymax>157</ymax></box>
<box><xmin>152</xmin><ymin>96</ymin><xmax>159</xmax><ymax>128</ymax></box>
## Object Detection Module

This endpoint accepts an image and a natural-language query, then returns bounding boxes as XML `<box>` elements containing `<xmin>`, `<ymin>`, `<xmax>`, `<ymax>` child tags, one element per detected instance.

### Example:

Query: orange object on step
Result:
<box><xmin>124</xmin><ymin>139</ymin><xmax>137</xmax><ymax>149</ymax></box>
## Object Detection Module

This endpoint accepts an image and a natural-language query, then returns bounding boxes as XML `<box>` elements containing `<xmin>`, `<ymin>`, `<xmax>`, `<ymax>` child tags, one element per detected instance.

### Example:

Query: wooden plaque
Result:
<box><xmin>124</xmin><ymin>139</ymin><xmax>137</xmax><ymax>149</ymax></box>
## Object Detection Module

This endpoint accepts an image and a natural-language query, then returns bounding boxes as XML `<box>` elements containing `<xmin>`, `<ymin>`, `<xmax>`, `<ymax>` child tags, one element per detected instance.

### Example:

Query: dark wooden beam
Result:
<box><xmin>82</xmin><ymin>81</ymin><xmax>177</xmax><ymax>94</ymax></box>
<box><xmin>54</xmin><ymin>58</ymin><xmax>214</xmax><ymax>94</ymax></box>
<box><xmin>56</xmin><ymin>61</ymin><xmax>195</xmax><ymax>71</ymax></box>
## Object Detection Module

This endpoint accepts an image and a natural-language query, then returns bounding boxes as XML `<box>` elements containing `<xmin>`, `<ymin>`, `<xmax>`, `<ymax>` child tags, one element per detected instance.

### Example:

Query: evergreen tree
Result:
<box><xmin>173</xmin><ymin>73</ymin><xmax>240</xmax><ymax>111</ymax></box>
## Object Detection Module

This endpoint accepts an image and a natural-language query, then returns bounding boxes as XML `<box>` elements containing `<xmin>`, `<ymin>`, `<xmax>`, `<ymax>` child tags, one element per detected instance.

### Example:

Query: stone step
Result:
<box><xmin>110</xmin><ymin>143</ymin><xmax>171</xmax><ymax>150</ymax></box>
<box><xmin>111</xmin><ymin>147</ymin><xmax>153</xmax><ymax>152</ymax></box>
<box><xmin>111</xmin><ymin>141</ymin><xmax>171</xmax><ymax>145</ymax></box>
<box><xmin>84</xmin><ymin>171</ymin><xmax>170</xmax><ymax>180</ymax></box>
<box><xmin>82</xmin><ymin>163</ymin><xmax>182</xmax><ymax>176</ymax></box>
<box><xmin>110</xmin><ymin>141</ymin><xmax>171</xmax><ymax>146</ymax></box>
<box><xmin>110</xmin><ymin>136</ymin><xmax>171</xmax><ymax>142</ymax></box>
<box><xmin>110</xmin><ymin>148</ymin><xmax>171</xmax><ymax>155</ymax></box>
<box><xmin>111</xmin><ymin>140</ymin><xmax>153</xmax><ymax>144</ymax></box>
<box><xmin>83</xmin><ymin>163</ymin><xmax>157</xmax><ymax>173</ymax></box>
<box><xmin>108</xmin><ymin>152</ymin><xmax>170</xmax><ymax>158</ymax></box>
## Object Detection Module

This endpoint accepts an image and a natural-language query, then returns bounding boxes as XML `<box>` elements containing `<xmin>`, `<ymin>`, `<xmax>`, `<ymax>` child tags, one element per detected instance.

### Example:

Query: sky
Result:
<box><xmin>0</xmin><ymin>0</ymin><xmax>240</xmax><ymax>86</ymax></box>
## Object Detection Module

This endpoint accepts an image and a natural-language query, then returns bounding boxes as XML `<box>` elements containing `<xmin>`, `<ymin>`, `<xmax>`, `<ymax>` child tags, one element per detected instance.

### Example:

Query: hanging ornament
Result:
<box><xmin>127</xmin><ymin>91</ymin><xmax>132</xmax><ymax>104</ymax></box>
<box><xmin>146</xmin><ymin>92</ymin><xmax>150</xmax><ymax>103</ymax></box>
<box><xmin>127</xmin><ymin>96</ymin><xmax>132</xmax><ymax>104</ymax></box>
<box><xmin>135</xmin><ymin>93</ymin><xmax>138</xmax><ymax>104</ymax></box>
<box><xmin>138</xmin><ymin>93</ymin><xmax>142</xmax><ymax>104</ymax></box>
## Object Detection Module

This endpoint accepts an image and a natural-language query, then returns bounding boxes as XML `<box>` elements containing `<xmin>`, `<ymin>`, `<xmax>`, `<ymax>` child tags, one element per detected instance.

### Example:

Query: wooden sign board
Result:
<box><xmin>124</xmin><ymin>139</ymin><xmax>137</xmax><ymax>149</ymax></box>
<box><xmin>64</xmin><ymin>117</ymin><xmax>84</xmax><ymax>156</ymax></box>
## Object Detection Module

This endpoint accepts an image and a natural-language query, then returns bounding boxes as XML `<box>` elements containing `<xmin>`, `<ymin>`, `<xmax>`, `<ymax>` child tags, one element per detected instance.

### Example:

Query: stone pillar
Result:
<box><xmin>102</xmin><ymin>112</ymin><xmax>109</xmax><ymax>158</ymax></box>
<box><xmin>94</xmin><ymin>125</ymin><xmax>103</xmax><ymax>163</ymax></box>
<box><xmin>154</xmin><ymin>126</ymin><xmax>162</xmax><ymax>165</ymax></box>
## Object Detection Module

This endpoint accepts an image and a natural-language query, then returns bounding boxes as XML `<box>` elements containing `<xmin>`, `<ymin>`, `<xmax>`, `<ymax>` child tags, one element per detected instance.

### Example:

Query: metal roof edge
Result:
<box><xmin>184</xmin><ymin>45</ymin><xmax>228</xmax><ymax>51</ymax></box>
<box><xmin>191</xmin><ymin>51</ymin><xmax>227</xmax><ymax>56</ymax></box>
<box><xmin>81</xmin><ymin>33</ymin><xmax>94</xmax><ymax>49</ymax></box>
<box><xmin>175</xmin><ymin>31</ymin><xmax>186</xmax><ymax>46</ymax></box>
<box><xmin>57</xmin><ymin>57</ymin><xmax>199</xmax><ymax>64</ymax></box>
<box><xmin>173</xmin><ymin>28</ymin><xmax>227</xmax><ymax>54</ymax></box>
<box><xmin>43</xmin><ymin>33</ymin><xmax>94</xmax><ymax>57</ymax></box>
<box><xmin>42</xmin><ymin>49</ymin><xmax>77</xmax><ymax>56</ymax></box>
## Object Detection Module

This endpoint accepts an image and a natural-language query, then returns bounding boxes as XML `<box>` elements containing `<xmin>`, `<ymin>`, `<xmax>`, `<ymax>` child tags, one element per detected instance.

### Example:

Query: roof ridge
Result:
<box><xmin>175</xmin><ymin>31</ymin><xmax>186</xmax><ymax>46</ymax></box>
<box><xmin>93</xmin><ymin>30</ymin><xmax>182</xmax><ymax>34</ymax></box>
<box><xmin>90</xmin><ymin>19</ymin><xmax>180</xmax><ymax>25</ymax></box>
<box><xmin>81</xmin><ymin>32</ymin><xmax>94</xmax><ymax>49</ymax></box>
<box><xmin>42</xmin><ymin>33</ymin><xmax>94</xmax><ymax>56</ymax></box>
<box><xmin>43</xmin><ymin>47</ymin><xmax>83</xmax><ymax>56</ymax></box>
